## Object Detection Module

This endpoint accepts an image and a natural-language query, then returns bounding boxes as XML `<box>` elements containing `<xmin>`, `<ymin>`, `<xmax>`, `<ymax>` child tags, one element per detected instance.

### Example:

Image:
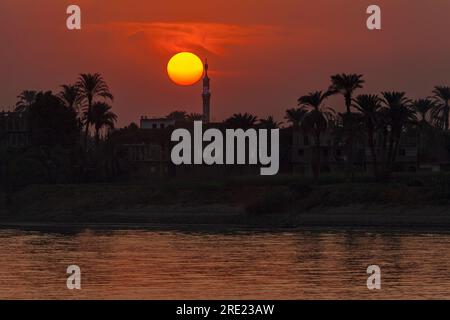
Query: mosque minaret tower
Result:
<box><xmin>202</xmin><ymin>59</ymin><xmax>211</xmax><ymax>123</ymax></box>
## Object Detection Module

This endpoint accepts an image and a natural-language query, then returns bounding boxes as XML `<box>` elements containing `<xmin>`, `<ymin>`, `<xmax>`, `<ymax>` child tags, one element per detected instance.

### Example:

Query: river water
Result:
<box><xmin>0</xmin><ymin>227</ymin><xmax>449</xmax><ymax>299</ymax></box>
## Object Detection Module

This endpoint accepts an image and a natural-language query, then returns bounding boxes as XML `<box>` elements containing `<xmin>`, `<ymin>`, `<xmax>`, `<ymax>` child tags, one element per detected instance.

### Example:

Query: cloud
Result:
<box><xmin>93</xmin><ymin>21</ymin><xmax>278</xmax><ymax>55</ymax></box>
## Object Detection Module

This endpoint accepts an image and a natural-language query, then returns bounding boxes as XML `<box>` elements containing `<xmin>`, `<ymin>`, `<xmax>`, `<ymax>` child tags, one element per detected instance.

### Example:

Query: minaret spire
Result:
<box><xmin>202</xmin><ymin>58</ymin><xmax>211</xmax><ymax>123</ymax></box>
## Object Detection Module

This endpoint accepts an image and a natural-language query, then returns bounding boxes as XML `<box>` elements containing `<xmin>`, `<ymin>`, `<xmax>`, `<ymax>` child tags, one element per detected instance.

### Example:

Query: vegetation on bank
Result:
<box><xmin>2</xmin><ymin>72</ymin><xmax>450</xmax><ymax>225</ymax></box>
<box><xmin>1</xmin><ymin>173</ymin><xmax>449</xmax><ymax>222</ymax></box>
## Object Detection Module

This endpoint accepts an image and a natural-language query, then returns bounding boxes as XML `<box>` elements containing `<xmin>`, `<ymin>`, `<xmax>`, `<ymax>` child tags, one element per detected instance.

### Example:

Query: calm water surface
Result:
<box><xmin>0</xmin><ymin>227</ymin><xmax>450</xmax><ymax>299</ymax></box>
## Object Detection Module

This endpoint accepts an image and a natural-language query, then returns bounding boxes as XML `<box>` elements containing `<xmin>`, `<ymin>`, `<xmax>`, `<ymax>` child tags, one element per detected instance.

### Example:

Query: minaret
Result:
<box><xmin>202</xmin><ymin>59</ymin><xmax>211</xmax><ymax>123</ymax></box>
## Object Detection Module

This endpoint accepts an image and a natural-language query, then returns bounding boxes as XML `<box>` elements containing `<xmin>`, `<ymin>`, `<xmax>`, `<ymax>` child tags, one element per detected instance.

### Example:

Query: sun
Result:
<box><xmin>167</xmin><ymin>52</ymin><xmax>204</xmax><ymax>86</ymax></box>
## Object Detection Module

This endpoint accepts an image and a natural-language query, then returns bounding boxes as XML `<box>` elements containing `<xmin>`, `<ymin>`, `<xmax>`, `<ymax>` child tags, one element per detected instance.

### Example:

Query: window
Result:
<box><xmin>152</xmin><ymin>124</ymin><xmax>157</xmax><ymax>129</ymax></box>
<box><xmin>298</xmin><ymin>148</ymin><xmax>304</xmax><ymax>156</ymax></box>
<box><xmin>160</xmin><ymin>124</ymin><xmax>165</xmax><ymax>129</ymax></box>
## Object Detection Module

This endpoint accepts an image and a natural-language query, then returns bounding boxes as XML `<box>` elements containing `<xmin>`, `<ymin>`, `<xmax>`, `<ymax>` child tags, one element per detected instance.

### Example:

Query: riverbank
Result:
<box><xmin>1</xmin><ymin>174</ymin><xmax>450</xmax><ymax>229</ymax></box>
<box><xmin>1</xmin><ymin>204</ymin><xmax>450</xmax><ymax>231</ymax></box>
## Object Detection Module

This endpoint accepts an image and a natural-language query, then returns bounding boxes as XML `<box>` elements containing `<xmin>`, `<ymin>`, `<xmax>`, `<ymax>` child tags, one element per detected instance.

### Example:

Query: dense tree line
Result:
<box><xmin>0</xmin><ymin>73</ymin><xmax>118</xmax><ymax>197</ymax></box>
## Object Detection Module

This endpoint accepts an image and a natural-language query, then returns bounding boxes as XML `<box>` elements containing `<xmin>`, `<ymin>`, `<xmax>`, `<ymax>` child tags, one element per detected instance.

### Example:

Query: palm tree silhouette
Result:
<box><xmin>329</xmin><ymin>74</ymin><xmax>365</xmax><ymax>180</ymax></box>
<box><xmin>285</xmin><ymin>108</ymin><xmax>308</xmax><ymax>129</ymax></box>
<box><xmin>88</xmin><ymin>102</ymin><xmax>117</xmax><ymax>146</ymax></box>
<box><xmin>329</xmin><ymin>74</ymin><xmax>365</xmax><ymax>114</ymax></box>
<box><xmin>59</xmin><ymin>84</ymin><xmax>83</xmax><ymax>130</ymax></box>
<box><xmin>412</xmin><ymin>98</ymin><xmax>436</xmax><ymax>166</ymax></box>
<box><xmin>353</xmin><ymin>94</ymin><xmax>382</xmax><ymax>178</ymax></box>
<box><xmin>76</xmin><ymin>73</ymin><xmax>114</xmax><ymax>149</ymax></box>
<box><xmin>225</xmin><ymin>113</ymin><xmax>258</xmax><ymax>129</ymax></box>
<box><xmin>167</xmin><ymin>111</ymin><xmax>188</xmax><ymax>122</ymax></box>
<box><xmin>412</xmin><ymin>98</ymin><xmax>435</xmax><ymax>123</ymax></box>
<box><xmin>15</xmin><ymin>90</ymin><xmax>38</xmax><ymax>112</ymax></box>
<box><xmin>59</xmin><ymin>85</ymin><xmax>81</xmax><ymax>111</ymax></box>
<box><xmin>298</xmin><ymin>91</ymin><xmax>335</xmax><ymax>179</ymax></box>
<box><xmin>187</xmin><ymin>113</ymin><xmax>203</xmax><ymax>121</ymax></box>
<box><xmin>431</xmin><ymin>86</ymin><xmax>450</xmax><ymax>130</ymax></box>
<box><xmin>259</xmin><ymin>116</ymin><xmax>281</xmax><ymax>129</ymax></box>
<box><xmin>381</xmin><ymin>92</ymin><xmax>416</xmax><ymax>173</ymax></box>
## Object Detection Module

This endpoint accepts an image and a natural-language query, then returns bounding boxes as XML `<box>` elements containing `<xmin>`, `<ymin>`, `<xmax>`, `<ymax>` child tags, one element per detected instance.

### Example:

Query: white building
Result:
<box><xmin>140</xmin><ymin>117</ymin><xmax>175</xmax><ymax>129</ymax></box>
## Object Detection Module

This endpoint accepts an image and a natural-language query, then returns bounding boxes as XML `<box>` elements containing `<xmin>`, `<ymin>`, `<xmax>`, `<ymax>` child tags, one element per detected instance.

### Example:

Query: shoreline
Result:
<box><xmin>1</xmin><ymin>204</ymin><xmax>450</xmax><ymax>232</ymax></box>
<box><xmin>2</xmin><ymin>177</ymin><xmax>450</xmax><ymax>232</ymax></box>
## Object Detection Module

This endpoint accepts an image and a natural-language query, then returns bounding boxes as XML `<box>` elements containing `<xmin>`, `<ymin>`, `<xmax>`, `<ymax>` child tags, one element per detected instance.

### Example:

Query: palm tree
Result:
<box><xmin>15</xmin><ymin>90</ymin><xmax>38</xmax><ymax>112</ymax></box>
<box><xmin>298</xmin><ymin>91</ymin><xmax>335</xmax><ymax>179</ymax></box>
<box><xmin>186</xmin><ymin>113</ymin><xmax>203</xmax><ymax>121</ymax></box>
<box><xmin>412</xmin><ymin>98</ymin><xmax>435</xmax><ymax>123</ymax></box>
<box><xmin>285</xmin><ymin>108</ymin><xmax>308</xmax><ymax>129</ymax></box>
<box><xmin>59</xmin><ymin>84</ymin><xmax>83</xmax><ymax>131</ymax></box>
<box><xmin>259</xmin><ymin>116</ymin><xmax>281</xmax><ymax>129</ymax></box>
<box><xmin>76</xmin><ymin>73</ymin><xmax>114</xmax><ymax>148</ymax></box>
<box><xmin>412</xmin><ymin>98</ymin><xmax>436</xmax><ymax>166</ymax></box>
<box><xmin>353</xmin><ymin>94</ymin><xmax>382</xmax><ymax>178</ymax></box>
<box><xmin>329</xmin><ymin>74</ymin><xmax>365</xmax><ymax>114</ymax></box>
<box><xmin>88</xmin><ymin>102</ymin><xmax>117</xmax><ymax>146</ymax></box>
<box><xmin>224</xmin><ymin>113</ymin><xmax>258</xmax><ymax>129</ymax></box>
<box><xmin>59</xmin><ymin>84</ymin><xmax>81</xmax><ymax>111</ymax></box>
<box><xmin>167</xmin><ymin>110</ymin><xmax>188</xmax><ymax>122</ymax></box>
<box><xmin>329</xmin><ymin>74</ymin><xmax>365</xmax><ymax>180</ymax></box>
<box><xmin>380</xmin><ymin>92</ymin><xmax>416</xmax><ymax>174</ymax></box>
<box><xmin>431</xmin><ymin>86</ymin><xmax>450</xmax><ymax>130</ymax></box>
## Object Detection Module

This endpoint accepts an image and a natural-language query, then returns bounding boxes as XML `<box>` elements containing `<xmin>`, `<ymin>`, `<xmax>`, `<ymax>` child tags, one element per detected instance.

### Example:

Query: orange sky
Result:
<box><xmin>1</xmin><ymin>0</ymin><xmax>450</xmax><ymax>126</ymax></box>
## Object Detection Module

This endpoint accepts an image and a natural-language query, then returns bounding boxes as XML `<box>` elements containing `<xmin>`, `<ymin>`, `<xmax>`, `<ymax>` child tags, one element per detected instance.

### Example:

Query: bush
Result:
<box><xmin>245</xmin><ymin>186</ymin><xmax>293</xmax><ymax>215</ymax></box>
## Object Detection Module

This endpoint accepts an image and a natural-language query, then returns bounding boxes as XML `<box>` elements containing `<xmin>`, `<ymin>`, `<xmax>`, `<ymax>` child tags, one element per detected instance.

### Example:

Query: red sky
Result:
<box><xmin>1</xmin><ymin>0</ymin><xmax>450</xmax><ymax>126</ymax></box>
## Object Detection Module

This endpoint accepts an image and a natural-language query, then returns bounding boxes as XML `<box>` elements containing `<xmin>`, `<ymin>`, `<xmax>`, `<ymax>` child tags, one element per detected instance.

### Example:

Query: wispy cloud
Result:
<box><xmin>93</xmin><ymin>21</ymin><xmax>279</xmax><ymax>55</ymax></box>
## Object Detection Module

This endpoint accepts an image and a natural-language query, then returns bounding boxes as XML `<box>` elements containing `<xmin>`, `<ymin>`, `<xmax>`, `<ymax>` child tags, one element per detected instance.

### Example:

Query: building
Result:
<box><xmin>202</xmin><ymin>59</ymin><xmax>211</xmax><ymax>123</ymax></box>
<box><xmin>112</xmin><ymin>127</ymin><xmax>173</xmax><ymax>179</ymax></box>
<box><xmin>0</xmin><ymin>111</ymin><xmax>30</xmax><ymax>148</ymax></box>
<box><xmin>291</xmin><ymin>129</ymin><xmax>346</xmax><ymax>175</ymax></box>
<box><xmin>291</xmin><ymin>128</ymin><xmax>419</xmax><ymax>176</ymax></box>
<box><xmin>366</xmin><ymin>132</ymin><xmax>419</xmax><ymax>173</ymax></box>
<box><xmin>116</xmin><ymin>143</ymin><xmax>170</xmax><ymax>178</ymax></box>
<box><xmin>140</xmin><ymin>117</ymin><xmax>175</xmax><ymax>129</ymax></box>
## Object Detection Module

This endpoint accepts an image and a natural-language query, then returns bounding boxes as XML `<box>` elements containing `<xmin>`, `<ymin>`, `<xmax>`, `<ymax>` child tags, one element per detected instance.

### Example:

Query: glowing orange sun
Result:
<box><xmin>167</xmin><ymin>52</ymin><xmax>204</xmax><ymax>86</ymax></box>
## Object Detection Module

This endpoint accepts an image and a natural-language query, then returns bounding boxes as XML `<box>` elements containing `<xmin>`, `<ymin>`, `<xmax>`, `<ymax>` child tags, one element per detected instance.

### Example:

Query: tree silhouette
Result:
<box><xmin>28</xmin><ymin>91</ymin><xmax>79</xmax><ymax>146</ymax></box>
<box><xmin>329</xmin><ymin>74</ymin><xmax>365</xmax><ymax>114</ymax></box>
<box><xmin>432</xmin><ymin>86</ymin><xmax>450</xmax><ymax>130</ymax></box>
<box><xmin>353</xmin><ymin>94</ymin><xmax>382</xmax><ymax>178</ymax></box>
<box><xmin>167</xmin><ymin>111</ymin><xmax>188</xmax><ymax>122</ymax></box>
<box><xmin>59</xmin><ymin>84</ymin><xmax>82</xmax><ymax>111</ymax></box>
<box><xmin>285</xmin><ymin>108</ymin><xmax>308</xmax><ymax>129</ymax></box>
<box><xmin>381</xmin><ymin>91</ymin><xmax>416</xmax><ymax>175</ymax></box>
<box><xmin>224</xmin><ymin>113</ymin><xmax>258</xmax><ymax>129</ymax></box>
<box><xmin>59</xmin><ymin>84</ymin><xmax>83</xmax><ymax>130</ymax></box>
<box><xmin>76</xmin><ymin>73</ymin><xmax>114</xmax><ymax>149</ymax></box>
<box><xmin>412</xmin><ymin>98</ymin><xmax>435</xmax><ymax>123</ymax></box>
<box><xmin>15</xmin><ymin>90</ymin><xmax>38</xmax><ymax>112</ymax></box>
<box><xmin>186</xmin><ymin>113</ymin><xmax>203</xmax><ymax>121</ymax></box>
<box><xmin>87</xmin><ymin>102</ymin><xmax>118</xmax><ymax>146</ymax></box>
<box><xmin>329</xmin><ymin>74</ymin><xmax>365</xmax><ymax>180</ymax></box>
<box><xmin>258</xmin><ymin>116</ymin><xmax>281</xmax><ymax>129</ymax></box>
<box><xmin>298</xmin><ymin>91</ymin><xmax>335</xmax><ymax>179</ymax></box>
<box><xmin>412</xmin><ymin>98</ymin><xmax>436</xmax><ymax>166</ymax></box>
